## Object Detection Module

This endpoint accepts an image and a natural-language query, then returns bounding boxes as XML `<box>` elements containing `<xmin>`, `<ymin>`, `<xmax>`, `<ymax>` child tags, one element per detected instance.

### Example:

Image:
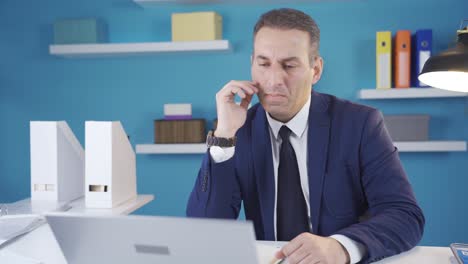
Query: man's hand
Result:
<box><xmin>275</xmin><ymin>233</ymin><xmax>350</xmax><ymax>264</ymax></box>
<box><xmin>214</xmin><ymin>80</ymin><xmax>258</xmax><ymax>138</ymax></box>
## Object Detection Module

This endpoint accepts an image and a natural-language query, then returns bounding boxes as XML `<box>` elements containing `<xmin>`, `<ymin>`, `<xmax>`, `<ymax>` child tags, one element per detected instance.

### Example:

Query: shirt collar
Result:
<box><xmin>266</xmin><ymin>94</ymin><xmax>311</xmax><ymax>140</ymax></box>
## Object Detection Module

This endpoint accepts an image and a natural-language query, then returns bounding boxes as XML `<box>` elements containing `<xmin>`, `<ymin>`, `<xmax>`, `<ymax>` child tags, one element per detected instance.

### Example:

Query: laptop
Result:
<box><xmin>45</xmin><ymin>214</ymin><xmax>261</xmax><ymax>264</ymax></box>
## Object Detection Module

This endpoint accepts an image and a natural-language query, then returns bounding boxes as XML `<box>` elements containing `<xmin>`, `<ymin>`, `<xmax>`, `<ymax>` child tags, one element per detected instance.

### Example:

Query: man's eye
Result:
<box><xmin>259</xmin><ymin>63</ymin><xmax>269</xmax><ymax>67</ymax></box>
<box><xmin>284</xmin><ymin>65</ymin><xmax>296</xmax><ymax>69</ymax></box>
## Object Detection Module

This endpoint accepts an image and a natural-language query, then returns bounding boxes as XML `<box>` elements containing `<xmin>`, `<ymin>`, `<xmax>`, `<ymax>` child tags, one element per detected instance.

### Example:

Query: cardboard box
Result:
<box><xmin>172</xmin><ymin>12</ymin><xmax>222</xmax><ymax>42</ymax></box>
<box><xmin>54</xmin><ymin>18</ymin><xmax>107</xmax><ymax>44</ymax></box>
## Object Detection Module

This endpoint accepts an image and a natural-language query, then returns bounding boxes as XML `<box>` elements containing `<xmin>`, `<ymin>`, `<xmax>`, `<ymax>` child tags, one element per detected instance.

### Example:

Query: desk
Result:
<box><xmin>1</xmin><ymin>195</ymin><xmax>154</xmax><ymax>264</ymax></box>
<box><xmin>2</xmin><ymin>207</ymin><xmax>456</xmax><ymax>264</ymax></box>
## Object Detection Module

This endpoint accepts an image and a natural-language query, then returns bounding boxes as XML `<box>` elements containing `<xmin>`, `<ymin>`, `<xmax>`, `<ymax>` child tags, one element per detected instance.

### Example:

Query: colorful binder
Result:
<box><xmin>412</xmin><ymin>29</ymin><xmax>433</xmax><ymax>87</ymax></box>
<box><xmin>376</xmin><ymin>31</ymin><xmax>392</xmax><ymax>89</ymax></box>
<box><xmin>394</xmin><ymin>30</ymin><xmax>412</xmax><ymax>88</ymax></box>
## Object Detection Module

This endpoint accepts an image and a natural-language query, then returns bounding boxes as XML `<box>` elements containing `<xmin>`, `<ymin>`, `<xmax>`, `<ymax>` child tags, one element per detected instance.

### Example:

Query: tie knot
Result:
<box><xmin>279</xmin><ymin>125</ymin><xmax>292</xmax><ymax>141</ymax></box>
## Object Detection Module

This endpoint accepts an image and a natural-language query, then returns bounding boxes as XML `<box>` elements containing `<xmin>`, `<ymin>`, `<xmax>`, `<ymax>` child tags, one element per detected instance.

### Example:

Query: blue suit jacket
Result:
<box><xmin>187</xmin><ymin>91</ymin><xmax>425</xmax><ymax>263</ymax></box>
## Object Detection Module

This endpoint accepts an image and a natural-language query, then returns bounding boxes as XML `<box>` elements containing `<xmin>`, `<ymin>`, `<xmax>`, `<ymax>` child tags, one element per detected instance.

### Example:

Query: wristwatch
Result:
<box><xmin>206</xmin><ymin>130</ymin><xmax>237</xmax><ymax>147</ymax></box>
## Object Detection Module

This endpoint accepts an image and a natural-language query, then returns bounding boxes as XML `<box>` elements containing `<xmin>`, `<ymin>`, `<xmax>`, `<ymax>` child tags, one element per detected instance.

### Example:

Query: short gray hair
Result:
<box><xmin>253</xmin><ymin>8</ymin><xmax>321</xmax><ymax>59</ymax></box>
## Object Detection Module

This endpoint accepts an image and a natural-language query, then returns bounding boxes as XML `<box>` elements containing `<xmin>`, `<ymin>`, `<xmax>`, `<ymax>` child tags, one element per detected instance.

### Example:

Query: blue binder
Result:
<box><xmin>412</xmin><ymin>29</ymin><xmax>432</xmax><ymax>87</ymax></box>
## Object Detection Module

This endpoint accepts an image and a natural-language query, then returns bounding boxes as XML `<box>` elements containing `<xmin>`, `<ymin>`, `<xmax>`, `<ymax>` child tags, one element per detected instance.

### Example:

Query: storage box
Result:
<box><xmin>164</xmin><ymin>104</ymin><xmax>192</xmax><ymax>120</ymax></box>
<box><xmin>155</xmin><ymin>119</ymin><xmax>206</xmax><ymax>143</ymax></box>
<box><xmin>54</xmin><ymin>18</ymin><xmax>107</xmax><ymax>44</ymax></box>
<box><xmin>171</xmin><ymin>12</ymin><xmax>222</xmax><ymax>42</ymax></box>
<box><xmin>383</xmin><ymin>115</ymin><xmax>430</xmax><ymax>141</ymax></box>
<box><xmin>30</xmin><ymin>121</ymin><xmax>84</xmax><ymax>202</ymax></box>
<box><xmin>85</xmin><ymin>121</ymin><xmax>136</xmax><ymax>208</ymax></box>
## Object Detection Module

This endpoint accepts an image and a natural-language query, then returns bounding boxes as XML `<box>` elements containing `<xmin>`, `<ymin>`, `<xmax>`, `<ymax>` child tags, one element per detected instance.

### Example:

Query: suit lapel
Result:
<box><xmin>307</xmin><ymin>91</ymin><xmax>331</xmax><ymax>234</ymax></box>
<box><xmin>252</xmin><ymin>105</ymin><xmax>276</xmax><ymax>240</ymax></box>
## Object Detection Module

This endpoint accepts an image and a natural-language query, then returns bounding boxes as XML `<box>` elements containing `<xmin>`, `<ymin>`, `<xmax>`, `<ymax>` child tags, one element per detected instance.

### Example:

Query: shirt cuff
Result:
<box><xmin>209</xmin><ymin>146</ymin><xmax>235</xmax><ymax>163</ymax></box>
<box><xmin>330</xmin><ymin>234</ymin><xmax>366</xmax><ymax>264</ymax></box>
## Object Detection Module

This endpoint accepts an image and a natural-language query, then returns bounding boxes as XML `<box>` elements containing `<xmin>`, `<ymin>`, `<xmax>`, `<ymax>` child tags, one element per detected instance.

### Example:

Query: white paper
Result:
<box><xmin>0</xmin><ymin>215</ymin><xmax>46</xmax><ymax>247</ymax></box>
<box><xmin>4</xmin><ymin>199</ymin><xmax>71</xmax><ymax>215</ymax></box>
<box><xmin>256</xmin><ymin>243</ymin><xmax>289</xmax><ymax>264</ymax></box>
<box><xmin>0</xmin><ymin>249</ymin><xmax>43</xmax><ymax>264</ymax></box>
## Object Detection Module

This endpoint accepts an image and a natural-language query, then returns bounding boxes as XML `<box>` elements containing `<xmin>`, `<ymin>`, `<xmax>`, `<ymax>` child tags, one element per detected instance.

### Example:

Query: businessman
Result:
<box><xmin>187</xmin><ymin>8</ymin><xmax>425</xmax><ymax>264</ymax></box>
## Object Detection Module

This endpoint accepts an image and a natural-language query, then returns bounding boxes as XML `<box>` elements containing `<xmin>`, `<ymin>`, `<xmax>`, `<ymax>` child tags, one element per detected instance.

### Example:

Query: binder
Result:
<box><xmin>376</xmin><ymin>31</ymin><xmax>392</xmax><ymax>89</ymax></box>
<box><xmin>30</xmin><ymin>121</ymin><xmax>84</xmax><ymax>202</ymax></box>
<box><xmin>412</xmin><ymin>29</ymin><xmax>432</xmax><ymax>87</ymax></box>
<box><xmin>85</xmin><ymin>121</ymin><xmax>137</xmax><ymax>208</ymax></box>
<box><xmin>394</xmin><ymin>30</ymin><xmax>412</xmax><ymax>88</ymax></box>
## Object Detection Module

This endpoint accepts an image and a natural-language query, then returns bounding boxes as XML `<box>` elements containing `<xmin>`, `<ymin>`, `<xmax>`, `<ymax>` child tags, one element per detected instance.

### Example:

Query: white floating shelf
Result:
<box><xmin>136</xmin><ymin>141</ymin><xmax>467</xmax><ymax>154</ymax></box>
<box><xmin>49</xmin><ymin>40</ymin><xmax>231</xmax><ymax>58</ymax></box>
<box><xmin>394</xmin><ymin>141</ymin><xmax>467</xmax><ymax>152</ymax></box>
<box><xmin>358</xmin><ymin>88</ymin><xmax>467</xmax><ymax>99</ymax></box>
<box><xmin>136</xmin><ymin>143</ymin><xmax>207</xmax><ymax>154</ymax></box>
<box><xmin>134</xmin><ymin>0</ymin><xmax>328</xmax><ymax>7</ymax></box>
<box><xmin>135</xmin><ymin>0</ymin><xmax>217</xmax><ymax>6</ymax></box>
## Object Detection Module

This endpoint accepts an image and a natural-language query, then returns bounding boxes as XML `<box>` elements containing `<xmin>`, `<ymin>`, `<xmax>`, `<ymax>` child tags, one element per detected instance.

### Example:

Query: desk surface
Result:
<box><xmin>2</xmin><ymin>198</ymin><xmax>456</xmax><ymax>264</ymax></box>
<box><xmin>4</xmin><ymin>229</ymin><xmax>456</xmax><ymax>264</ymax></box>
<box><xmin>1</xmin><ymin>195</ymin><xmax>154</xmax><ymax>263</ymax></box>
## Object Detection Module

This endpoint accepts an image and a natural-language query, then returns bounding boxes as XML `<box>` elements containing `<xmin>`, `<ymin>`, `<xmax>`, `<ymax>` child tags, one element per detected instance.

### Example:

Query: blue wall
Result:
<box><xmin>1</xmin><ymin>0</ymin><xmax>467</xmax><ymax>246</ymax></box>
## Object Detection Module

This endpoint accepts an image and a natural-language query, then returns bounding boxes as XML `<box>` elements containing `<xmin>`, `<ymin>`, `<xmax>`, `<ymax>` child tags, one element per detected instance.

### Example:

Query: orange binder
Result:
<box><xmin>394</xmin><ymin>30</ymin><xmax>411</xmax><ymax>88</ymax></box>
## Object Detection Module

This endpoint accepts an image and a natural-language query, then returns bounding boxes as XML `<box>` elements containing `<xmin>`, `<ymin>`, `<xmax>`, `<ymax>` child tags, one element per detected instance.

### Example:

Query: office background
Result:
<box><xmin>1</xmin><ymin>0</ymin><xmax>467</xmax><ymax>247</ymax></box>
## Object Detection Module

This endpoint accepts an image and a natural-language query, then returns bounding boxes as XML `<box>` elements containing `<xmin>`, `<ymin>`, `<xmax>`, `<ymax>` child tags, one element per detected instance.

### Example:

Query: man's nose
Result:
<box><xmin>265</xmin><ymin>65</ymin><xmax>286</xmax><ymax>89</ymax></box>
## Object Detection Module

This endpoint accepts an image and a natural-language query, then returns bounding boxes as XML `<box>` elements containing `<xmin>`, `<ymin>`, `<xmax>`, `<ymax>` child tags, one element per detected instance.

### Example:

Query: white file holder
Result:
<box><xmin>85</xmin><ymin>121</ymin><xmax>137</xmax><ymax>208</ymax></box>
<box><xmin>30</xmin><ymin>121</ymin><xmax>84</xmax><ymax>202</ymax></box>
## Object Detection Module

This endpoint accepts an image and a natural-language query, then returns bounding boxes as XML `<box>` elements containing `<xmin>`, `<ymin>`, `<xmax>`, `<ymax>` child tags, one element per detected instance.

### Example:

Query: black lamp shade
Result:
<box><xmin>418</xmin><ymin>31</ymin><xmax>468</xmax><ymax>92</ymax></box>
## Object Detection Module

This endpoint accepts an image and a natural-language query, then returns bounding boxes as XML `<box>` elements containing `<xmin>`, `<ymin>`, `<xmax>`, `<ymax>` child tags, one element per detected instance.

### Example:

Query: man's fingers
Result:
<box><xmin>281</xmin><ymin>240</ymin><xmax>303</xmax><ymax>260</ymax></box>
<box><xmin>297</xmin><ymin>254</ymin><xmax>320</xmax><ymax>264</ymax></box>
<box><xmin>284</xmin><ymin>245</ymin><xmax>311</xmax><ymax>264</ymax></box>
<box><xmin>240</xmin><ymin>94</ymin><xmax>253</xmax><ymax>109</ymax></box>
<box><xmin>225</xmin><ymin>80</ymin><xmax>258</xmax><ymax>95</ymax></box>
<box><xmin>231</xmin><ymin>87</ymin><xmax>247</xmax><ymax>99</ymax></box>
<box><xmin>274</xmin><ymin>250</ymin><xmax>285</xmax><ymax>259</ymax></box>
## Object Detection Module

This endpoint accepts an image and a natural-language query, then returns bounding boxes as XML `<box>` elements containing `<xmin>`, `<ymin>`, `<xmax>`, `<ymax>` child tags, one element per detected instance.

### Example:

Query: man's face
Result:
<box><xmin>251</xmin><ymin>27</ymin><xmax>322</xmax><ymax>122</ymax></box>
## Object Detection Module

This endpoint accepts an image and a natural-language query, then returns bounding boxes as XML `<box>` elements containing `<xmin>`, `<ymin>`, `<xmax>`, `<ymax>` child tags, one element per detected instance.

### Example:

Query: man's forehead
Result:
<box><xmin>254</xmin><ymin>27</ymin><xmax>310</xmax><ymax>44</ymax></box>
<box><xmin>253</xmin><ymin>27</ymin><xmax>311</xmax><ymax>58</ymax></box>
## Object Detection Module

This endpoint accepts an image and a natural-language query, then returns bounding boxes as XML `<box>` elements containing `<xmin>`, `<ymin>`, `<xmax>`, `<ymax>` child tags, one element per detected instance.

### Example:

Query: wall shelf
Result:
<box><xmin>358</xmin><ymin>88</ymin><xmax>467</xmax><ymax>99</ymax></box>
<box><xmin>49</xmin><ymin>40</ymin><xmax>231</xmax><ymax>58</ymax></box>
<box><xmin>394</xmin><ymin>141</ymin><xmax>466</xmax><ymax>152</ymax></box>
<box><xmin>133</xmin><ymin>0</ymin><xmax>326</xmax><ymax>7</ymax></box>
<box><xmin>136</xmin><ymin>141</ymin><xmax>467</xmax><ymax>154</ymax></box>
<box><xmin>134</xmin><ymin>0</ymin><xmax>216</xmax><ymax>6</ymax></box>
<box><xmin>136</xmin><ymin>143</ymin><xmax>207</xmax><ymax>154</ymax></box>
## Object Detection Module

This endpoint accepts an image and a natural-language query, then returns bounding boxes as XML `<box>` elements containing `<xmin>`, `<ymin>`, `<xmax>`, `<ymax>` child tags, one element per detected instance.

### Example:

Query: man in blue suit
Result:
<box><xmin>187</xmin><ymin>8</ymin><xmax>424</xmax><ymax>264</ymax></box>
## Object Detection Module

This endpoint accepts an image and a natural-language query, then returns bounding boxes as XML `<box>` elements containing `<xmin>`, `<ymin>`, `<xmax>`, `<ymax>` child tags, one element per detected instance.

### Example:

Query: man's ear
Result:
<box><xmin>311</xmin><ymin>56</ymin><xmax>323</xmax><ymax>85</ymax></box>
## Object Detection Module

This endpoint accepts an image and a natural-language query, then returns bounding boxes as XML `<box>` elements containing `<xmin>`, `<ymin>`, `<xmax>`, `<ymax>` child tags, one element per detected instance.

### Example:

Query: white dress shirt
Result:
<box><xmin>210</xmin><ymin>95</ymin><xmax>366</xmax><ymax>263</ymax></box>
